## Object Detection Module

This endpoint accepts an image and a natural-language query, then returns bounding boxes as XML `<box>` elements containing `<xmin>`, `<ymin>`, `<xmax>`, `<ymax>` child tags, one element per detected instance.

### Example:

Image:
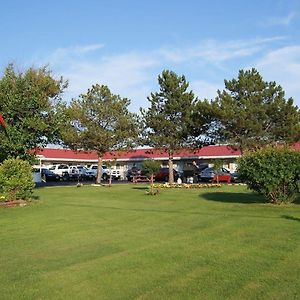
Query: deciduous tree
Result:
<box><xmin>0</xmin><ymin>64</ymin><xmax>67</xmax><ymax>162</ymax></box>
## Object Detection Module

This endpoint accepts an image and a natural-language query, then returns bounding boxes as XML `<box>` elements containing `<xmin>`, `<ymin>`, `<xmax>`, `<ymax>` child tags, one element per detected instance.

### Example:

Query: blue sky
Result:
<box><xmin>1</xmin><ymin>0</ymin><xmax>300</xmax><ymax>111</ymax></box>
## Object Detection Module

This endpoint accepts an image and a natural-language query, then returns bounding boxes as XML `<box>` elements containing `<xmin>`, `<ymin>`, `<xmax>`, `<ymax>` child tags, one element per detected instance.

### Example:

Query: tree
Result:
<box><xmin>105</xmin><ymin>159</ymin><xmax>117</xmax><ymax>187</ymax></box>
<box><xmin>61</xmin><ymin>84</ymin><xmax>139</xmax><ymax>184</ymax></box>
<box><xmin>0</xmin><ymin>64</ymin><xmax>67</xmax><ymax>162</ymax></box>
<box><xmin>211</xmin><ymin>68</ymin><xmax>300</xmax><ymax>151</ymax></box>
<box><xmin>142</xmin><ymin>160</ymin><xmax>161</xmax><ymax>195</ymax></box>
<box><xmin>141</xmin><ymin>70</ymin><xmax>197</xmax><ymax>184</ymax></box>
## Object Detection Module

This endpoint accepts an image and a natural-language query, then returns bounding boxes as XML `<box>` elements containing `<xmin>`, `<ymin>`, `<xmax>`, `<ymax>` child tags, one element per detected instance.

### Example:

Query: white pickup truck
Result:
<box><xmin>47</xmin><ymin>164</ymin><xmax>80</xmax><ymax>180</ymax></box>
<box><xmin>85</xmin><ymin>165</ymin><xmax>121</xmax><ymax>180</ymax></box>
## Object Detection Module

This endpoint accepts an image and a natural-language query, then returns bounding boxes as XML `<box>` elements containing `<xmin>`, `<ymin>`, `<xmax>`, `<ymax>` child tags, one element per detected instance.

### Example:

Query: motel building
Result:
<box><xmin>34</xmin><ymin>145</ymin><xmax>242</xmax><ymax>180</ymax></box>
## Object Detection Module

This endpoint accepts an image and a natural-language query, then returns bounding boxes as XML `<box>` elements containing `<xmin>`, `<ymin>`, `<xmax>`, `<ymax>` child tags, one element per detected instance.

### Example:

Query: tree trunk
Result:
<box><xmin>150</xmin><ymin>174</ymin><xmax>154</xmax><ymax>195</ymax></box>
<box><xmin>168</xmin><ymin>150</ymin><xmax>174</xmax><ymax>184</ymax></box>
<box><xmin>96</xmin><ymin>156</ymin><xmax>103</xmax><ymax>184</ymax></box>
<box><xmin>109</xmin><ymin>174</ymin><xmax>112</xmax><ymax>187</ymax></box>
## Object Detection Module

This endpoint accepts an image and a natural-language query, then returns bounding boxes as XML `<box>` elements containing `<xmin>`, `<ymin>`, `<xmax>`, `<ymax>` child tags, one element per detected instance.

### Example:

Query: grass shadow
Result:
<box><xmin>131</xmin><ymin>186</ymin><xmax>150</xmax><ymax>190</ymax></box>
<box><xmin>294</xmin><ymin>196</ymin><xmax>300</xmax><ymax>204</ymax></box>
<box><xmin>201</xmin><ymin>192</ymin><xmax>266</xmax><ymax>204</ymax></box>
<box><xmin>281</xmin><ymin>215</ymin><xmax>300</xmax><ymax>222</ymax></box>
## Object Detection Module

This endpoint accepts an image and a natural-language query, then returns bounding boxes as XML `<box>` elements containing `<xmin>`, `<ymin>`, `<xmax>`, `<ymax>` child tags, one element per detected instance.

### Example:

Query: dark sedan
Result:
<box><xmin>41</xmin><ymin>168</ymin><xmax>60</xmax><ymax>181</ymax></box>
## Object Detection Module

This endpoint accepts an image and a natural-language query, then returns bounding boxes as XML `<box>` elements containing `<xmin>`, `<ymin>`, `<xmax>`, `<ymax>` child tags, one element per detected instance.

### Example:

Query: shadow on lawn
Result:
<box><xmin>201</xmin><ymin>192</ymin><xmax>300</xmax><ymax>205</ymax></box>
<box><xmin>200</xmin><ymin>192</ymin><xmax>266</xmax><ymax>204</ymax></box>
<box><xmin>131</xmin><ymin>186</ymin><xmax>149</xmax><ymax>191</ymax></box>
<box><xmin>281</xmin><ymin>215</ymin><xmax>300</xmax><ymax>222</ymax></box>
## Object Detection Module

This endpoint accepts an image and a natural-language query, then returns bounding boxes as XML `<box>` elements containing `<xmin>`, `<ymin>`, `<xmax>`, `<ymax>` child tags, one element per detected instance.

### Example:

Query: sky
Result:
<box><xmin>1</xmin><ymin>0</ymin><xmax>300</xmax><ymax>111</ymax></box>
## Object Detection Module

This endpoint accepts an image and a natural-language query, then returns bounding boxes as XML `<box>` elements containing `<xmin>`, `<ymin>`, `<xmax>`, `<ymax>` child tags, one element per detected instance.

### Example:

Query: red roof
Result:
<box><xmin>34</xmin><ymin>143</ymin><xmax>300</xmax><ymax>162</ymax></box>
<box><xmin>33</xmin><ymin>145</ymin><xmax>241</xmax><ymax>161</ymax></box>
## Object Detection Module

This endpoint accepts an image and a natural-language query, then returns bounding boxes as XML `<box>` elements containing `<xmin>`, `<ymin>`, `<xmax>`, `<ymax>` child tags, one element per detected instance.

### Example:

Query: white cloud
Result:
<box><xmin>190</xmin><ymin>80</ymin><xmax>221</xmax><ymax>100</ymax></box>
<box><xmin>158</xmin><ymin>37</ymin><xmax>284</xmax><ymax>65</ymax></box>
<box><xmin>264</xmin><ymin>12</ymin><xmax>298</xmax><ymax>27</ymax></box>
<box><xmin>52</xmin><ymin>51</ymin><xmax>159</xmax><ymax>111</ymax></box>
<box><xmin>39</xmin><ymin>37</ymin><xmax>297</xmax><ymax>112</ymax></box>
<box><xmin>255</xmin><ymin>45</ymin><xmax>300</xmax><ymax>106</ymax></box>
<box><xmin>48</xmin><ymin>44</ymin><xmax>105</xmax><ymax>64</ymax></box>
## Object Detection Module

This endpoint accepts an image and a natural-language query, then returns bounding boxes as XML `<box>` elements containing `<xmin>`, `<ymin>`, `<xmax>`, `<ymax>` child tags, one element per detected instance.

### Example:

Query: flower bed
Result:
<box><xmin>152</xmin><ymin>183</ymin><xmax>222</xmax><ymax>189</ymax></box>
<box><xmin>0</xmin><ymin>200</ymin><xmax>27</xmax><ymax>208</ymax></box>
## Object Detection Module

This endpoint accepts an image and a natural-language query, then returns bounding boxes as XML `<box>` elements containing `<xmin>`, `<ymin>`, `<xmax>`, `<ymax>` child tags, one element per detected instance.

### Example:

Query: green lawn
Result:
<box><xmin>1</xmin><ymin>184</ymin><xmax>300</xmax><ymax>300</ymax></box>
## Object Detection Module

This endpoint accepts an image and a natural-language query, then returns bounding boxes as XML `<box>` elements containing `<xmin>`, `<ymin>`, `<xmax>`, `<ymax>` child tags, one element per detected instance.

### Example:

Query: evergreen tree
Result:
<box><xmin>212</xmin><ymin>68</ymin><xmax>300</xmax><ymax>150</ymax></box>
<box><xmin>141</xmin><ymin>70</ymin><xmax>197</xmax><ymax>184</ymax></box>
<box><xmin>62</xmin><ymin>84</ymin><xmax>139</xmax><ymax>184</ymax></box>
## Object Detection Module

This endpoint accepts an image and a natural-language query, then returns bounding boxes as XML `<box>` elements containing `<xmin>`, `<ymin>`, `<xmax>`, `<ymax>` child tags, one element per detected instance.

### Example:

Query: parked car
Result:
<box><xmin>155</xmin><ymin>168</ymin><xmax>179</xmax><ymax>182</ymax></box>
<box><xmin>68</xmin><ymin>166</ymin><xmax>81</xmax><ymax>180</ymax></box>
<box><xmin>199</xmin><ymin>167</ymin><xmax>231</xmax><ymax>183</ymax></box>
<box><xmin>41</xmin><ymin>168</ymin><xmax>60</xmax><ymax>181</ymax></box>
<box><xmin>48</xmin><ymin>164</ymin><xmax>70</xmax><ymax>178</ymax></box>
<box><xmin>230</xmin><ymin>172</ymin><xmax>240</xmax><ymax>183</ymax></box>
<box><xmin>76</xmin><ymin>165</ymin><xmax>89</xmax><ymax>178</ymax></box>
<box><xmin>85</xmin><ymin>165</ymin><xmax>120</xmax><ymax>181</ymax></box>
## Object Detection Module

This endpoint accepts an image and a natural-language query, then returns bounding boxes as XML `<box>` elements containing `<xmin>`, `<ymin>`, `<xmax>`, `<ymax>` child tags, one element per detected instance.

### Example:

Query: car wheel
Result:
<box><xmin>102</xmin><ymin>174</ymin><xmax>108</xmax><ymax>181</ymax></box>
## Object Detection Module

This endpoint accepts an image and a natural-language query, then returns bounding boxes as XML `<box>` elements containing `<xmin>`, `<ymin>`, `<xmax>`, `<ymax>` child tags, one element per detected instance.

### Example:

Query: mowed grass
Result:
<box><xmin>0</xmin><ymin>184</ymin><xmax>300</xmax><ymax>300</ymax></box>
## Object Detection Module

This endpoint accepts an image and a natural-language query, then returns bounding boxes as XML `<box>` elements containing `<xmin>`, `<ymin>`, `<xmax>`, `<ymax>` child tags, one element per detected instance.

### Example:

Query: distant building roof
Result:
<box><xmin>33</xmin><ymin>143</ymin><xmax>300</xmax><ymax>163</ymax></box>
<box><xmin>33</xmin><ymin>145</ymin><xmax>242</xmax><ymax>163</ymax></box>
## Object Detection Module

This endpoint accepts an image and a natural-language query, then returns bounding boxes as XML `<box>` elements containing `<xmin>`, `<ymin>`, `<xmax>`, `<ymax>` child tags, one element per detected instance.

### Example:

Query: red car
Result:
<box><xmin>199</xmin><ymin>167</ymin><xmax>231</xmax><ymax>183</ymax></box>
<box><xmin>155</xmin><ymin>168</ymin><xmax>179</xmax><ymax>182</ymax></box>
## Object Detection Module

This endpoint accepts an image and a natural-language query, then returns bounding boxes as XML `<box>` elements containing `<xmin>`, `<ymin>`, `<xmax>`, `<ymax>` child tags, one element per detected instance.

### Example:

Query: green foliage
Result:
<box><xmin>212</xmin><ymin>68</ymin><xmax>300</xmax><ymax>150</ymax></box>
<box><xmin>61</xmin><ymin>84</ymin><xmax>139</xmax><ymax>183</ymax></box>
<box><xmin>142</xmin><ymin>160</ymin><xmax>161</xmax><ymax>177</ymax></box>
<box><xmin>0</xmin><ymin>64</ymin><xmax>67</xmax><ymax>162</ymax></box>
<box><xmin>0</xmin><ymin>158</ymin><xmax>35</xmax><ymax>201</ymax></box>
<box><xmin>237</xmin><ymin>147</ymin><xmax>300</xmax><ymax>204</ymax></box>
<box><xmin>142</xmin><ymin>160</ymin><xmax>161</xmax><ymax>195</ymax></box>
<box><xmin>212</xmin><ymin>159</ymin><xmax>224</xmax><ymax>173</ymax></box>
<box><xmin>141</xmin><ymin>70</ymin><xmax>198</xmax><ymax>183</ymax></box>
<box><xmin>141</xmin><ymin>70</ymin><xmax>197</xmax><ymax>150</ymax></box>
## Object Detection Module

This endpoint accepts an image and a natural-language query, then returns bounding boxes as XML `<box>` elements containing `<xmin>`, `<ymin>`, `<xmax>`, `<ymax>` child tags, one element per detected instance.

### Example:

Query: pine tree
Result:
<box><xmin>61</xmin><ymin>84</ymin><xmax>139</xmax><ymax>184</ymax></box>
<box><xmin>141</xmin><ymin>70</ymin><xmax>197</xmax><ymax>184</ymax></box>
<box><xmin>212</xmin><ymin>68</ymin><xmax>300</xmax><ymax>150</ymax></box>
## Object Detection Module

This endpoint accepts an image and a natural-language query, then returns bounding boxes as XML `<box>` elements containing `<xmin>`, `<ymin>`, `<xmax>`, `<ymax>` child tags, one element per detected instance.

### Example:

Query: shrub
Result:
<box><xmin>142</xmin><ymin>160</ymin><xmax>161</xmax><ymax>195</ymax></box>
<box><xmin>0</xmin><ymin>158</ymin><xmax>35</xmax><ymax>201</ymax></box>
<box><xmin>237</xmin><ymin>147</ymin><xmax>300</xmax><ymax>204</ymax></box>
